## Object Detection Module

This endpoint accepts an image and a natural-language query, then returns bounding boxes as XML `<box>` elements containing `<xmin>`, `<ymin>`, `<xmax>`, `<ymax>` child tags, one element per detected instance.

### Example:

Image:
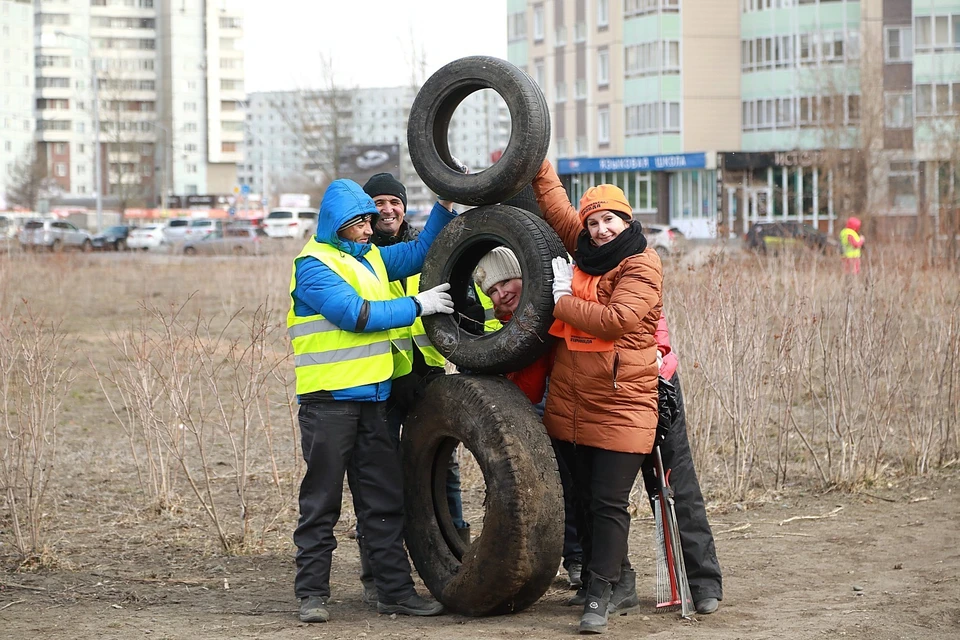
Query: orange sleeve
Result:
<box><xmin>532</xmin><ymin>159</ymin><xmax>582</xmax><ymax>255</ymax></box>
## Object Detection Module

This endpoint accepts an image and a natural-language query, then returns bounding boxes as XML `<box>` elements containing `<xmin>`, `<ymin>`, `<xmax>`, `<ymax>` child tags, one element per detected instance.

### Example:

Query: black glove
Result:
<box><xmin>654</xmin><ymin>376</ymin><xmax>678</xmax><ymax>447</ymax></box>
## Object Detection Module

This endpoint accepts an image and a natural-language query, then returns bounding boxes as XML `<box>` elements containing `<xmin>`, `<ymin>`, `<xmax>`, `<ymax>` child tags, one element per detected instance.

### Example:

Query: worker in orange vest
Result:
<box><xmin>839</xmin><ymin>217</ymin><xmax>865</xmax><ymax>274</ymax></box>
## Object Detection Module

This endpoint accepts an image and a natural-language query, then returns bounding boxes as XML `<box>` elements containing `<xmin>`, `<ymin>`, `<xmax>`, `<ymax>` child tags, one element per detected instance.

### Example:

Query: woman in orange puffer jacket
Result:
<box><xmin>532</xmin><ymin>159</ymin><xmax>662</xmax><ymax>634</ymax></box>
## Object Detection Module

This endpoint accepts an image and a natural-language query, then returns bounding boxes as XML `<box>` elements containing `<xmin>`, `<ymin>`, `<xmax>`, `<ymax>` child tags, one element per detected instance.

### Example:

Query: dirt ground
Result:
<box><xmin>2</xmin><ymin>456</ymin><xmax>958</xmax><ymax>639</ymax></box>
<box><xmin>2</xmin><ymin>252</ymin><xmax>959</xmax><ymax>639</ymax></box>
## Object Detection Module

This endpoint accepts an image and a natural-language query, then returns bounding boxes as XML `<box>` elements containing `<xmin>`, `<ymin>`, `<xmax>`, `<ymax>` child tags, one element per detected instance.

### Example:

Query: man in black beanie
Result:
<box><xmin>363</xmin><ymin>173</ymin><xmax>408</xmax><ymax>240</ymax></box>
<box><xmin>354</xmin><ymin>172</ymin><xmax>469</xmax><ymax>606</ymax></box>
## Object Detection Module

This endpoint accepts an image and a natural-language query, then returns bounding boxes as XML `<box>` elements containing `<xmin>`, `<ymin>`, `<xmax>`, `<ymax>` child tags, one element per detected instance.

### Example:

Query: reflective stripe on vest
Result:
<box><xmin>839</xmin><ymin>228</ymin><xmax>861</xmax><ymax>259</ymax></box>
<box><xmin>287</xmin><ymin>239</ymin><xmax>397</xmax><ymax>395</ymax></box>
<box><xmin>390</xmin><ymin>274</ymin><xmax>446</xmax><ymax>369</ymax></box>
<box><xmin>475</xmin><ymin>284</ymin><xmax>504</xmax><ymax>333</ymax></box>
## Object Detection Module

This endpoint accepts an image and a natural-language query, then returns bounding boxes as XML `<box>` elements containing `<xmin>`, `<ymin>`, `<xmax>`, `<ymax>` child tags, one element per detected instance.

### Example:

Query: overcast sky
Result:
<box><xmin>239</xmin><ymin>0</ymin><xmax>508</xmax><ymax>92</ymax></box>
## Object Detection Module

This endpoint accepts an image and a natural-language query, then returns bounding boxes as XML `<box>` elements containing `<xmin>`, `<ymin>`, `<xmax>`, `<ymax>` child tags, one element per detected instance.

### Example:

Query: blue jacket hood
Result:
<box><xmin>316</xmin><ymin>179</ymin><xmax>378</xmax><ymax>257</ymax></box>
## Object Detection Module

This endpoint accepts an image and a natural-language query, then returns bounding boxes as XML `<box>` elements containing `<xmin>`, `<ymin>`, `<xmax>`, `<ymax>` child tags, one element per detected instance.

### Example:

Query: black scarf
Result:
<box><xmin>574</xmin><ymin>221</ymin><xmax>647</xmax><ymax>276</ymax></box>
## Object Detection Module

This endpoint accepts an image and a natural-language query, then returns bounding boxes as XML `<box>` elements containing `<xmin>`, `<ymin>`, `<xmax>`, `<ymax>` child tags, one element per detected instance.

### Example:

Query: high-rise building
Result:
<box><xmin>508</xmin><ymin>0</ymin><xmax>960</xmax><ymax>238</ymax></box>
<box><xmin>240</xmin><ymin>86</ymin><xmax>509</xmax><ymax>213</ymax></box>
<box><xmin>0</xmin><ymin>0</ymin><xmax>36</xmax><ymax>208</ymax></box>
<box><xmin>27</xmin><ymin>0</ymin><xmax>244</xmax><ymax>209</ymax></box>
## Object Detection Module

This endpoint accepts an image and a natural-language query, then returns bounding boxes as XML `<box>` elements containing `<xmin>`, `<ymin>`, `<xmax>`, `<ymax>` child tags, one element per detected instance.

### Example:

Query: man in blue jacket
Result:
<box><xmin>288</xmin><ymin>179</ymin><xmax>456</xmax><ymax>623</ymax></box>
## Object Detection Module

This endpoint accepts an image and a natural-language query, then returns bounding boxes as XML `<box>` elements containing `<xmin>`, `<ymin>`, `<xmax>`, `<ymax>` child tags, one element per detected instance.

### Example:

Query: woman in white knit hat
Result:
<box><xmin>473</xmin><ymin>246</ymin><xmax>524</xmax><ymax>322</ymax></box>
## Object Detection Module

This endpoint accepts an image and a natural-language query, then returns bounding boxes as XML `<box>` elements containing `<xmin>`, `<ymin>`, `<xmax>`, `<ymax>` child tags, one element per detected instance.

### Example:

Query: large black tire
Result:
<box><xmin>402</xmin><ymin>374</ymin><xmax>563</xmax><ymax>616</ymax></box>
<box><xmin>407</xmin><ymin>56</ymin><xmax>550</xmax><ymax>206</ymax></box>
<box><xmin>420</xmin><ymin>205</ymin><xmax>567</xmax><ymax>374</ymax></box>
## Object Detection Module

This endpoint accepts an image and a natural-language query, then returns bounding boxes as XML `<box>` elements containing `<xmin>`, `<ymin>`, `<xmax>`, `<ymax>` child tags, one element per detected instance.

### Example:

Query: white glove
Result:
<box><xmin>415</xmin><ymin>282</ymin><xmax>454</xmax><ymax>316</ymax></box>
<box><xmin>551</xmin><ymin>256</ymin><xmax>573</xmax><ymax>304</ymax></box>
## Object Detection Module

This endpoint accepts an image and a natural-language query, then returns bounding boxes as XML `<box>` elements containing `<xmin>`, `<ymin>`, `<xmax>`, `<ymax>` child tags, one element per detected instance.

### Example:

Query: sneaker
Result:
<box><xmin>298</xmin><ymin>596</ymin><xmax>330</xmax><ymax>623</ymax></box>
<box><xmin>566</xmin><ymin>561</ymin><xmax>583</xmax><ymax>589</ymax></box>
<box><xmin>565</xmin><ymin>585</ymin><xmax>587</xmax><ymax>607</ymax></box>
<box><xmin>695</xmin><ymin>597</ymin><xmax>719</xmax><ymax>614</ymax></box>
<box><xmin>607</xmin><ymin>568</ymin><xmax>639</xmax><ymax>615</ymax></box>
<box><xmin>377</xmin><ymin>593</ymin><xmax>445</xmax><ymax>616</ymax></box>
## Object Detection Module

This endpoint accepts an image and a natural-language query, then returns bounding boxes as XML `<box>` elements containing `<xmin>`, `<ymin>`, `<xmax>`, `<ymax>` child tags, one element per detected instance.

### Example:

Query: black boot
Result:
<box><xmin>358</xmin><ymin>543</ymin><xmax>376</xmax><ymax>606</ymax></box>
<box><xmin>579</xmin><ymin>577</ymin><xmax>613</xmax><ymax>634</ymax></box>
<box><xmin>457</xmin><ymin>524</ymin><xmax>471</xmax><ymax>545</ymax></box>
<box><xmin>607</xmin><ymin>568</ymin><xmax>639</xmax><ymax>615</ymax></box>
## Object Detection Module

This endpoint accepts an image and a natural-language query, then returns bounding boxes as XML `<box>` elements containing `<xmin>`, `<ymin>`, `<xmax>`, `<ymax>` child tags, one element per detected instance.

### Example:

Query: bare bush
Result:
<box><xmin>670</xmin><ymin>247</ymin><xmax>960</xmax><ymax>499</ymax></box>
<box><xmin>94</xmin><ymin>297</ymin><xmax>297</xmax><ymax>553</ymax></box>
<box><xmin>0</xmin><ymin>301</ymin><xmax>73</xmax><ymax>562</ymax></box>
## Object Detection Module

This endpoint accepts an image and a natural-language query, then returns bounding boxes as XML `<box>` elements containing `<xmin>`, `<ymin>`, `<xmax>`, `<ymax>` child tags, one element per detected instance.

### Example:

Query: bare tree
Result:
<box><xmin>6</xmin><ymin>144</ymin><xmax>59</xmax><ymax>210</ymax></box>
<box><xmin>96</xmin><ymin>60</ymin><xmax>156</xmax><ymax>212</ymax></box>
<box><xmin>271</xmin><ymin>53</ymin><xmax>355</xmax><ymax>185</ymax></box>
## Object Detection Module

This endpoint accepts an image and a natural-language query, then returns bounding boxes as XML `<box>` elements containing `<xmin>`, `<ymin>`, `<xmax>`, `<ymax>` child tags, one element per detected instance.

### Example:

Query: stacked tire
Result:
<box><xmin>402</xmin><ymin>56</ymin><xmax>565</xmax><ymax>616</ymax></box>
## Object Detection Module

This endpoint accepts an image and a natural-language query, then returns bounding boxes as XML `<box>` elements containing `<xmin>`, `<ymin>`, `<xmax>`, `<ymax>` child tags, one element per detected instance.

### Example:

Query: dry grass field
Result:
<box><xmin>1</xmin><ymin>241</ymin><xmax>958</xmax><ymax>639</ymax></box>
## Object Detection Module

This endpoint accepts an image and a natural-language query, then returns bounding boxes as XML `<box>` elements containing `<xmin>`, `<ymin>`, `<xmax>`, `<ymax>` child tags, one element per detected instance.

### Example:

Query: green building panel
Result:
<box><xmin>623</xmin><ymin>76</ymin><xmax>681</xmax><ymax>104</ymax></box>
<box><xmin>913</xmin><ymin>1</ymin><xmax>960</xmax><ymax>17</ymax></box>
<box><xmin>740</xmin><ymin>3</ymin><xmax>859</xmax><ymax>37</ymax></box>
<box><xmin>507</xmin><ymin>42</ymin><xmax>528</xmax><ymax>67</ymax></box>
<box><xmin>741</xmin><ymin>70</ymin><xmax>801</xmax><ymax>99</ymax></box>
<box><xmin>623</xmin><ymin>14</ymin><xmax>664</xmax><ymax>43</ymax></box>
<box><xmin>624</xmin><ymin>134</ymin><xmax>682</xmax><ymax>155</ymax></box>
<box><xmin>913</xmin><ymin>53</ymin><xmax>960</xmax><ymax>82</ymax></box>
<box><xmin>507</xmin><ymin>0</ymin><xmax>526</xmax><ymax>12</ymax></box>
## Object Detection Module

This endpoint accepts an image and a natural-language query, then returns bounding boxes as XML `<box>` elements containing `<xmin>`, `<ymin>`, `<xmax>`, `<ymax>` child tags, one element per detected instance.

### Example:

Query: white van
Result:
<box><xmin>262</xmin><ymin>207</ymin><xmax>318</xmax><ymax>239</ymax></box>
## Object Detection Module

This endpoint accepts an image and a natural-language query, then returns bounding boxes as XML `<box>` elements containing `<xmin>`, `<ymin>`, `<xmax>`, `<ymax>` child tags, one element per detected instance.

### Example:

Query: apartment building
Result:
<box><xmin>240</xmin><ymin>86</ymin><xmax>509</xmax><ymax>214</ymax></box>
<box><xmin>508</xmin><ymin>0</ymin><xmax>960</xmax><ymax>238</ymax></box>
<box><xmin>28</xmin><ymin>0</ymin><xmax>244</xmax><ymax>208</ymax></box>
<box><xmin>0</xmin><ymin>0</ymin><xmax>35</xmax><ymax>209</ymax></box>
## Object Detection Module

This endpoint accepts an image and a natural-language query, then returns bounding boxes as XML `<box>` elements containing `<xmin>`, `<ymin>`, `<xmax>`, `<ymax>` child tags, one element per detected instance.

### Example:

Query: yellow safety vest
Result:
<box><xmin>287</xmin><ymin>240</ymin><xmax>410</xmax><ymax>395</ymax></box>
<box><xmin>474</xmin><ymin>284</ymin><xmax>503</xmax><ymax>333</ymax></box>
<box><xmin>839</xmin><ymin>228</ymin><xmax>862</xmax><ymax>259</ymax></box>
<box><xmin>389</xmin><ymin>274</ymin><xmax>447</xmax><ymax>369</ymax></box>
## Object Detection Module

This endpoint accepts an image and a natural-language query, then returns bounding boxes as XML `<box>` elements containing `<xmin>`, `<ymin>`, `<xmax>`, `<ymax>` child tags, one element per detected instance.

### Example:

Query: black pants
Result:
<box><xmin>552</xmin><ymin>439</ymin><xmax>644</xmax><ymax>585</ymax></box>
<box><xmin>641</xmin><ymin>372</ymin><xmax>723</xmax><ymax>602</ymax></box>
<box><xmin>294</xmin><ymin>401</ymin><xmax>414</xmax><ymax>602</ymax></box>
<box><xmin>556</xmin><ymin>449</ymin><xmax>584</xmax><ymax>568</ymax></box>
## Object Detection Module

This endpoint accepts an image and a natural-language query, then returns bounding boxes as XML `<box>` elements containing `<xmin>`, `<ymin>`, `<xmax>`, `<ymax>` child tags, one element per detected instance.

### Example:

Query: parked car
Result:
<box><xmin>91</xmin><ymin>225</ymin><xmax>130</xmax><ymax>251</ymax></box>
<box><xmin>262</xmin><ymin>207</ymin><xmax>318</xmax><ymax>239</ymax></box>
<box><xmin>646</xmin><ymin>224</ymin><xmax>688</xmax><ymax>256</ymax></box>
<box><xmin>127</xmin><ymin>224</ymin><xmax>167</xmax><ymax>251</ymax></box>
<box><xmin>744</xmin><ymin>221</ymin><xmax>836</xmax><ymax>254</ymax></box>
<box><xmin>162</xmin><ymin>218</ymin><xmax>191</xmax><ymax>244</ymax></box>
<box><xmin>182</xmin><ymin>227</ymin><xmax>269</xmax><ymax>256</ymax></box>
<box><xmin>184</xmin><ymin>218</ymin><xmax>224</xmax><ymax>242</ymax></box>
<box><xmin>19</xmin><ymin>219</ymin><xmax>93</xmax><ymax>252</ymax></box>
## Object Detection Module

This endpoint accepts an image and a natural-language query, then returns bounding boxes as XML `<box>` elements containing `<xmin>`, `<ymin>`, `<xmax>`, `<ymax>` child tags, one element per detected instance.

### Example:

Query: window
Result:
<box><xmin>662</xmin><ymin>41</ymin><xmax>680</xmax><ymax>72</ymax></box>
<box><xmin>799</xmin><ymin>34</ymin><xmax>814</xmax><ymax>65</ymax></box>
<box><xmin>935</xmin><ymin>16</ymin><xmax>949</xmax><ymax>47</ymax></box>
<box><xmin>915</xmin><ymin>16</ymin><xmax>931</xmax><ymax>50</ymax></box>
<box><xmin>884</xmin><ymin>92</ymin><xmax>913</xmax><ymax>128</ymax></box>
<box><xmin>556</xmin><ymin>24</ymin><xmax>567</xmax><ymax>45</ymax></box>
<box><xmin>597</xmin><ymin>0</ymin><xmax>609</xmax><ymax>28</ymax></box>
<box><xmin>663</xmin><ymin>102</ymin><xmax>681</xmax><ymax>132</ymax></box>
<box><xmin>597</xmin><ymin>48</ymin><xmax>609</xmax><ymax>86</ymax></box>
<box><xmin>533</xmin><ymin>4</ymin><xmax>544</xmax><ymax>42</ymax></box>
<box><xmin>222</xmin><ymin>142</ymin><xmax>237</xmax><ymax>153</ymax></box>
<box><xmin>54</xmin><ymin>143</ymin><xmax>66</xmax><ymax>154</ymax></box>
<box><xmin>575</xmin><ymin>79</ymin><xmax>587</xmax><ymax>99</ymax></box>
<box><xmin>575</xmin><ymin>22</ymin><xmax>586</xmax><ymax>42</ymax></box>
<box><xmin>219</xmin><ymin>16</ymin><xmax>242</xmax><ymax>29</ymax></box>
<box><xmin>885</xmin><ymin>26</ymin><xmax>912</xmax><ymax>62</ymax></box>
<box><xmin>184</xmin><ymin>122</ymin><xmax>197</xmax><ymax>133</ymax></box>
<box><xmin>888</xmin><ymin>162</ymin><xmax>917</xmax><ymax>210</ymax></box>
<box><xmin>598</xmin><ymin>106</ymin><xmax>610</xmax><ymax>144</ymax></box>
<box><xmin>555</xmin><ymin>81</ymin><xmax>566</xmax><ymax>103</ymax></box>
<box><xmin>534</xmin><ymin>58</ymin><xmax>546</xmax><ymax>88</ymax></box>
<box><xmin>821</xmin><ymin>31</ymin><xmax>843</xmax><ymax>61</ymax></box>
<box><xmin>507</xmin><ymin>11</ymin><xmax>526</xmax><ymax>41</ymax></box>
<box><xmin>55</xmin><ymin>163</ymin><xmax>66</xmax><ymax>177</ymax></box>
<box><xmin>186</xmin><ymin>164</ymin><xmax>197</xmax><ymax>174</ymax></box>
<box><xmin>847</xmin><ymin>95</ymin><xmax>860</xmax><ymax>123</ymax></box>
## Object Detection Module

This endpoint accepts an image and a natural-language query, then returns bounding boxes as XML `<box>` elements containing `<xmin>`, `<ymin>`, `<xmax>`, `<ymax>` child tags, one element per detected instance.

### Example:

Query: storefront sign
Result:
<box><xmin>721</xmin><ymin>150</ymin><xmax>852</xmax><ymax>171</ymax></box>
<box><xmin>558</xmin><ymin>153</ymin><xmax>707</xmax><ymax>174</ymax></box>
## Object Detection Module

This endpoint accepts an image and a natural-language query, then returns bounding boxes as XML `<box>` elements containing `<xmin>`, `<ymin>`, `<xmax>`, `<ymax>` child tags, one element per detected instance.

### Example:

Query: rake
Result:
<box><xmin>650</xmin><ymin>445</ymin><xmax>694</xmax><ymax>618</ymax></box>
